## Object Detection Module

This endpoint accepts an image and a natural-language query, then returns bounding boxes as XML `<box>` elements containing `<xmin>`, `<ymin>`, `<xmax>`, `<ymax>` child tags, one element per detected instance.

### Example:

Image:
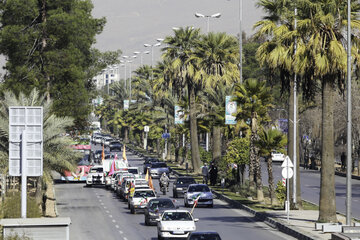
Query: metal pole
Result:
<box><xmin>239</xmin><ymin>0</ymin><xmax>243</xmax><ymax>83</ymax></box>
<box><xmin>140</xmin><ymin>53</ymin><xmax>143</xmax><ymax>66</ymax></box>
<box><xmin>129</xmin><ymin>62</ymin><xmax>132</xmax><ymax>100</ymax></box>
<box><xmin>21</xmin><ymin>130</ymin><xmax>27</xmax><ymax>218</ymax></box>
<box><xmin>293</xmin><ymin>6</ymin><xmax>297</xmax><ymax>205</ymax></box>
<box><xmin>151</xmin><ymin>46</ymin><xmax>154</xmax><ymax>80</ymax></box>
<box><xmin>207</xmin><ymin>17</ymin><xmax>210</xmax><ymax>33</ymax></box>
<box><xmin>124</xmin><ymin>64</ymin><xmax>127</xmax><ymax>89</ymax></box>
<box><xmin>346</xmin><ymin>0</ymin><xmax>352</xmax><ymax>226</ymax></box>
<box><xmin>206</xmin><ymin>132</ymin><xmax>209</xmax><ymax>152</ymax></box>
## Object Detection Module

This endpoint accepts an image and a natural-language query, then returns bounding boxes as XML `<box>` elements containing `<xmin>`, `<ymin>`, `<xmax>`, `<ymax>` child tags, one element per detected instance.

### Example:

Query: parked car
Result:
<box><xmin>271</xmin><ymin>151</ymin><xmax>285</xmax><ymax>162</ymax></box>
<box><xmin>109</xmin><ymin>141</ymin><xmax>122</xmax><ymax>151</ymax></box>
<box><xmin>143</xmin><ymin>158</ymin><xmax>160</xmax><ymax>174</ymax></box>
<box><xmin>129</xmin><ymin>188</ymin><xmax>157</xmax><ymax>214</ymax></box>
<box><xmin>149</xmin><ymin>162</ymin><xmax>170</xmax><ymax>178</ymax></box>
<box><xmin>173</xmin><ymin>176</ymin><xmax>196</xmax><ymax>198</ymax></box>
<box><xmin>157</xmin><ymin>210</ymin><xmax>198</xmax><ymax>239</ymax></box>
<box><xmin>144</xmin><ymin>198</ymin><xmax>177</xmax><ymax>226</ymax></box>
<box><xmin>187</xmin><ymin>231</ymin><xmax>221</xmax><ymax>240</ymax></box>
<box><xmin>184</xmin><ymin>184</ymin><xmax>213</xmax><ymax>208</ymax></box>
<box><xmin>85</xmin><ymin>165</ymin><xmax>104</xmax><ymax>187</ymax></box>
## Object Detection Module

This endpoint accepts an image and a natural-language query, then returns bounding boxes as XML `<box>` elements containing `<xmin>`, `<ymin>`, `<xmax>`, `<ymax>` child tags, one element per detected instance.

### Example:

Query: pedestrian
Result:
<box><xmin>202</xmin><ymin>163</ymin><xmax>209</xmax><ymax>185</ymax></box>
<box><xmin>209</xmin><ymin>162</ymin><xmax>218</xmax><ymax>186</ymax></box>
<box><xmin>341</xmin><ymin>152</ymin><xmax>346</xmax><ymax>171</ymax></box>
<box><xmin>304</xmin><ymin>154</ymin><xmax>309</xmax><ymax>169</ymax></box>
<box><xmin>310</xmin><ymin>155</ymin><xmax>316</xmax><ymax>170</ymax></box>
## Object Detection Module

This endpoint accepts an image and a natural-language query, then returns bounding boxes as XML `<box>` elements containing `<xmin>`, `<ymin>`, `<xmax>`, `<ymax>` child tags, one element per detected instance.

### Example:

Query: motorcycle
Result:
<box><xmin>159</xmin><ymin>180</ymin><xmax>169</xmax><ymax>195</ymax></box>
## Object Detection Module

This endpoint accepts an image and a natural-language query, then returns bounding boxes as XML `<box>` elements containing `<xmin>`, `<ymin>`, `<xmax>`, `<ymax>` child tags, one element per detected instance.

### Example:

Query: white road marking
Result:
<box><xmin>115</xmin><ymin>225</ymin><xmax>119</xmax><ymax>228</ymax></box>
<box><xmin>123</xmin><ymin>237</ymin><xmax>128</xmax><ymax>240</ymax></box>
<box><xmin>109</xmin><ymin>215</ymin><xmax>113</xmax><ymax>218</ymax></box>
<box><xmin>119</xmin><ymin>230</ymin><xmax>123</xmax><ymax>234</ymax></box>
<box><xmin>112</xmin><ymin>219</ymin><xmax>116</xmax><ymax>223</ymax></box>
<box><xmin>106</xmin><ymin>210</ymin><xmax>110</xmax><ymax>213</ymax></box>
<box><xmin>101</xmin><ymin>203</ymin><xmax>104</xmax><ymax>205</ymax></box>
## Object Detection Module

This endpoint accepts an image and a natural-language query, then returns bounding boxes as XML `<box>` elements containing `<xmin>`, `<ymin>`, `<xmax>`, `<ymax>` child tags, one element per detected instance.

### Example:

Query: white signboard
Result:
<box><xmin>281</xmin><ymin>156</ymin><xmax>294</xmax><ymax>168</ymax></box>
<box><xmin>282</xmin><ymin>167</ymin><xmax>294</xmax><ymax>179</ymax></box>
<box><xmin>9</xmin><ymin>107</ymin><xmax>43</xmax><ymax>176</ymax></box>
<box><xmin>144</xmin><ymin>126</ymin><xmax>149</xmax><ymax>132</ymax></box>
<box><xmin>174</xmin><ymin>105</ymin><xmax>184</xmax><ymax>124</ymax></box>
<box><xmin>225</xmin><ymin>96</ymin><xmax>237</xmax><ymax>125</ymax></box>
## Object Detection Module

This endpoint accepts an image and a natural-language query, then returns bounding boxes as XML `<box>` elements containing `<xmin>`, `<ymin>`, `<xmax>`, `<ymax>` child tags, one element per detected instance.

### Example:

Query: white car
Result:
<box><xmin>184</xmin><ymin>184</ymin><xmax>213</xmax><ymax>208</ymax></box>
<box><xmin>129</xmin><ymin>188</ymin><xmax>156</xmax><ymax>214</ymax></box>
<box><xmin>86</xmin><ymin>166</ymin><xmax>104</xmax><ymax>186</ymax></box>
<box><xmin>271</xmin><ymin>152</ymin><xmax>285</xmax><ymax>162</ymax></box>
<box><xmin>157</xmin><ymin>210</ymin><xmax>198</xmax><ymax>239</ymax></box>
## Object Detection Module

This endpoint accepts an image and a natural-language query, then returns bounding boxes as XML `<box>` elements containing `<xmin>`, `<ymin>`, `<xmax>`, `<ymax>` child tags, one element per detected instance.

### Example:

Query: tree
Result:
<box><xmin>162</xmin><ymin>27</ymin><xmax>203</xmax><ymax>173</ymax></box>
<box><xmin>234</xmin><ymin>79</ymin><xmax>273</xmax><ymax>201</ymax></box>
<box><xmin>256</xmin><ymin>128</ymin><xmax>287</xmax><ymax>205</ymax></box>
<box><xmin>0</xmin><ymin>0</ymin><xmax>120</xmax><ymax>130</ymax></box>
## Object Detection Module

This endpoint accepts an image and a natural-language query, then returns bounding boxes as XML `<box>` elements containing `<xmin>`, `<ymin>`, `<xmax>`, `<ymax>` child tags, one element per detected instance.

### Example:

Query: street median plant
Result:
<box><xmin>2</xmin><ymin>192</ymin><xmax>41</xmax><ymax>219</ymax></box>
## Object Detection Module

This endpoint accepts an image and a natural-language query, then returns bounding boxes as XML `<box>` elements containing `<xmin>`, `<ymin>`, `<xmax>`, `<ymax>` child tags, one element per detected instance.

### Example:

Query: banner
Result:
<box><xmin>174</xmin><ymin>105</ymin><xmax>184</xmax><ymax>124</ymax></box>
<box><xmin>225</xmin><ymin>96</ymin><xmax>237</xmax><ymax>125</ymax></box>
<box><xmin>124</xmin><ymin>100</ymin><xmax>129</xmax><ymax>110</ymax></box>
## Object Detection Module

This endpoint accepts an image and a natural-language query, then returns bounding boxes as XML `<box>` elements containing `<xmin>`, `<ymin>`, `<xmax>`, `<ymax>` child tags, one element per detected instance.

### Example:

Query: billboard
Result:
<box><xmin>174</xmin><ymin>105</ymin><xmax>184</xmax><ymax>124</ymax></box>
<box><xmin>225</xmin><ymin>96</ymin><xmax>237</xmax><ymax>125</ymax></box>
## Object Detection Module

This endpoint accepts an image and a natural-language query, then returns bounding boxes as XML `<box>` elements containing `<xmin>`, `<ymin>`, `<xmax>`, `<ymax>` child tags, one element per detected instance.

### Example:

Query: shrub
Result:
<box><xmin>2</xmin><ymin>192</ymin><xmax>41</xmax><ymax>218</ymax></box>
<box><xmin>275</xmin><ymin>180</ymin><xmax>286</xmax><ymax>205</ymax></box>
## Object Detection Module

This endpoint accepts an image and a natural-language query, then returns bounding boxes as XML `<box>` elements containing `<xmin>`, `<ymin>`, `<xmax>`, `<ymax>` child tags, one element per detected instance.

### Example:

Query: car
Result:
<box><xmin>271</xmin><ymin>151</ymin><xmax>285</xmax><ymax>162</ymax></box>
<box><xmin>184</xmin><ymin>184</ymin><xmax>213</xmax><ymax>208</ymax></box>
<box><xmin>94</xmin><ymin>136</ymin><xmax>103</xmax><ymax>145</ymax></box>
<box><xmin>109</xmin><ymin>141</ymin><xmax>122</xmax><ymax>151</ymax></box>
<box><xmin>114</xmin><ymin>172</ymin><xmax>134</xmax><ymax>193</ymax></box>
<box><xmin>187</xmin><ymin>231</ymin><xmax>221</xmax><ymax>240</ymax></box>
<box><xmin>143</xmin><ymin>158</ymin><xmax>160</xmax><ymax>174</ymax></box>
<box><xmin>129</xmin><ymin>188</ymin><xmax>157</xmax><ymax>214</ymax></box>
<box><xmin>173</xmin><ymin>176</ymin><xmax>197</xmax><ymax>198</ymax></box>
<box><xmin>144</xmin><ymin>198</ymin><xmax>177</xmax><ymax>226</ymax></box>
<box><xmin>149</xmin><ymin>162</ymin><xmax>171</xmax><ymax>178</ymax></box>
<box><xmin>103</xmin><ymin>137</ymin><xmax>113</xmax><ymax>147</ymax></box>
<box><xmin>110</xmin><ymin>171</ymin><xmax>127</xmax><ymax>191</ymax></box>
<box><xmin>118</xmin><ymin>176</ymin><xmax>135</xmax><ymax>199</ymax></box>
<box><xmin>157</xmin><ymin>210</ymin><xmax>198</xmax><ymax>239</ymax></box>
<box><xmin>85</xmin><ymin>165</ymin><xmax>104</xmax><ymax>186</ymax></box>
<box><xmin>134</xmin><ymin>178</ymin><xmax>149</xmax><ymax>188</ymax></box>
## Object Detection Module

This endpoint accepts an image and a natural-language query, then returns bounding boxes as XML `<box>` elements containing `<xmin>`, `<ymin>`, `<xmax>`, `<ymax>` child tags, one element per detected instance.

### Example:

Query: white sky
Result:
<box><xmin>91</xmin><ymin>0</ymin><xmax>264</xmax><ymax>68</ymax></box>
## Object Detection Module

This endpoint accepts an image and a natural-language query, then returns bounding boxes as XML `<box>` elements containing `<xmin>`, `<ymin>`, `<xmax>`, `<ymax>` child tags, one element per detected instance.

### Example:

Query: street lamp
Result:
<box><xmin>133</xmin><ymin>51</ymin><xmax>150</xmax><ymax>65</ymax></box>
<box><xmin>194</xmin><ymin>12</ymin><xmax>221</xmax><ymax>33</ymax></box>
<box><xmin>144</xmin><ymin>42</ymin><xmax>162</xmax><ymax>79</ymax></box>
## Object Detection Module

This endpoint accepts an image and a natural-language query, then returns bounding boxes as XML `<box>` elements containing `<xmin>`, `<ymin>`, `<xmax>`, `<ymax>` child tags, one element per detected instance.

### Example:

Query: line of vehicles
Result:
<box><xmin>62</xmin><ymin>132</ymin><xmax>221</xmax><ymax>239</ymax></box>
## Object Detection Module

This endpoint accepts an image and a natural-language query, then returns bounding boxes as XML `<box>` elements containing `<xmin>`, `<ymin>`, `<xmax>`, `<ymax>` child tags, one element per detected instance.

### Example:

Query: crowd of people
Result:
<box><xmin>202</xmin><ymin>162</ymin><xmax>218</xmax><ymax>186</ymax></box>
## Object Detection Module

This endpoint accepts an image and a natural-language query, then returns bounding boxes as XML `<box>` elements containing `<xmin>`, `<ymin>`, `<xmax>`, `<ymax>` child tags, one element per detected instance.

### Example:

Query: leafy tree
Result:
<box><xmin>0</xmin><ymin>0</ymin><xmax>120</xmax><ymax>130</ymax></box>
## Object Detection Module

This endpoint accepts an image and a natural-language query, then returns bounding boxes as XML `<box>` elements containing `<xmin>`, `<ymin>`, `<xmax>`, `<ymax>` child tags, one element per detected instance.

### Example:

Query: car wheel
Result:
<box><xmin>158</xmin><ymin>232</ymin><xmax>163</xmax><ymax>240</ymax></box>
<box><xmin>130</xmin><ymin>207</ymin><xmax>135</xmax><ymax>214</ymax></box>
<box><xmin>208</xmin><ymin>203</ymin><xmax>213</xmax><ymax>208</ymax></box>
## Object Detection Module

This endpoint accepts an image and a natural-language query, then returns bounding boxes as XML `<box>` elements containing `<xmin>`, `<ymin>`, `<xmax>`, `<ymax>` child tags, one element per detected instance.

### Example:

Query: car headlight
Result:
<box><xmin>149</xmin><ymin>212</ymin><xmax>157</xmax><ymax>216</ymax></box>
<box><xmin>176</xmin><ymin>187</ymin><xmax>183</xmax><ymax>190</ymax></box>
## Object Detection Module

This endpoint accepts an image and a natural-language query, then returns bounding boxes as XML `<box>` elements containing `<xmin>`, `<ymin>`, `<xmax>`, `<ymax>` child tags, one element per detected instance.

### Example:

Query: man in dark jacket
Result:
<box><xmin>209</xmin><ymin>162</ymin><xmax>218</xmax><ymax>186</ymax></box>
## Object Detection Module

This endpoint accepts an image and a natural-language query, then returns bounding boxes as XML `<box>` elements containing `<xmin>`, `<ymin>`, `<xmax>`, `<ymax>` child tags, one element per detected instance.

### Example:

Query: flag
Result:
<box><xmin>145</xmin><ymin>168</ymin><xmax>149</xmax><ymax>181</ymax></box>
<box><xmin>190</xmin><ymin>194</ymin><xmax>201</xmax><ymax>214</ymax></box>
<box><xmin>101</xmin><ymin>144</ymin><xmax>105</xmax><ymax>163</ymax></box>
<box><xmin>148</xmin><ymin>175</ymin><xmax>154</xmax><ymax>190</ymax></box>
<box><xmin>122</xmin><ymin>145</ymin><xmax>128</xmax><ymax>166</ymax></box>
<box><xmin>108</xmin><ymin>159</ymin><xmax>116</xmax><ymax>176</ymax></box>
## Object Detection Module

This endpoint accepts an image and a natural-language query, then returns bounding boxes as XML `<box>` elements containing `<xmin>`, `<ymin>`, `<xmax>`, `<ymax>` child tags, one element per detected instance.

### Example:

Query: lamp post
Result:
<box><xmin>194</xmin><ymin>12</ymin><xmax>221</xmax><ymax>33</ymax></box>
<box><xmin>127</xmin><ymin>55</ymin><xmax>137</xmax><ymax>101</ymax></box>
<box><xmin>144</xmin><ymin>42</ymin><xmax>162</xmax><ymax>79</ymax></box>
<box><xmin>134</xmin><ymin>51</ymin><xmax>150</xmax><ymax>65</ymax></box>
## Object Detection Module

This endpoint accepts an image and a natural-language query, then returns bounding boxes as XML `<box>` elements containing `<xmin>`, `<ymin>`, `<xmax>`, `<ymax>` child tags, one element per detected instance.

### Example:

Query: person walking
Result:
<box><xmin>202</xmin><ymin>163</ymin><xmax>209</xmax><ymax>185</ymax></box>
<box><xmin>209</xmin><ymin>162</ymin><xmax>218</xmax><ymax>186</ymax></box>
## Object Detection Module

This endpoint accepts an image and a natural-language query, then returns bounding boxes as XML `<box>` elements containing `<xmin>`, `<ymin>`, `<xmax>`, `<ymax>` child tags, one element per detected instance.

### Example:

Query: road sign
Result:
<box><xmin>281</xmin><ymin>156</ymin><xmax>294</xmax><ymax>168</ymax></box>
<box><xmin>9</xmin><ymin>107</ymin><xmax>43</xmax><ymax>176</ymax></box>
<box><xmin>162</xmin><ymin>133</ymin><xmax>170</xmax><ymax>139</ymax></box>
<box><xmin>144</xmin><ymin>126</ymin><xmax>149</xmax><ymax>132</ymax></box>
<box><xmin>282</xmin><ymin>167</ymin><xmax>294</xmax><ymax>179</ymax></box>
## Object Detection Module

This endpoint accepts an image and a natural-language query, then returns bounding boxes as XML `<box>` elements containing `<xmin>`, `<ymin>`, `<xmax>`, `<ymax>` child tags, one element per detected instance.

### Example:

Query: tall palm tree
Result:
<box><xmin>235</xmin><ymin>79</ymin><xmax>273</xmax><ymax>201</ymax></box>
<box><xmin>294</xmin><ymin>0</ymin><xmax>360</xmax><ymax>222</ymax></box>
<box><xmin>192</xmin><ymin>32</ymin><xmax>239</xmax><ymax>165</ymax></box>
<box><xmin>162</xmin><ymin>27</ymin><xmax>203</xmax><ymax>173</ymax></box>
<box><xmin>256</xmin><ymin>128</ymin><xmax>287</xmax><ymax>205</ymax></box>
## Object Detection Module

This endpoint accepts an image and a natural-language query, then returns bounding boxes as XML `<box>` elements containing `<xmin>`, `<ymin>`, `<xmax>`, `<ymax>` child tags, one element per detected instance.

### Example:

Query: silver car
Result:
<box><xmin>149</xmin><ymin>162</ymin><xmax>170</xmax><ymax>178</ymax></box>
<box><xmin>184</xmin><ymin>184</ymin><xmax>213</xmax><ymax>208</ymax></box>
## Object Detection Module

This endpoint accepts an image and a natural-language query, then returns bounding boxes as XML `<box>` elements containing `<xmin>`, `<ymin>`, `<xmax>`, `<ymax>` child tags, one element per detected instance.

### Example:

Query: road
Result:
<box><xmin>54</xmin><ymin>146</ymin><xmax>293</xmax><ymax>240</ymax></box>
<box><xmin>261</xmin><ymin>161</ymin><xmax>360</xmax><ymax>218</ymax></box>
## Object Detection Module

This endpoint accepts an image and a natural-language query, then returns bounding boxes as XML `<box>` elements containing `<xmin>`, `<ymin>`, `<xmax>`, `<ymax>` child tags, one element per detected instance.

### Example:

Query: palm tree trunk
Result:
<box><xmin>212</xmin><ymin>126</ymin><xmax>221</xmax><ymax>165</ymax></box>
<box><xmin>188</xmin><ymin>84</ymin><xmax>201</xmax><ymax>173</ymax></box>
<box><xmin>252</xmin><ymin>113</ymin><xmax>264</xmax><ymax>201</ymax></box>
<box><xmin>318</xmin><ymin>78</ymin><xmax>337</xmax><ymax>223</ymax></box>
<box><xmin>266</xmin><ymin>156</ymin><xmax>278</xmax><ymax>205</ymax></box>
<box><xmin>156</xmin><ymin>138</ymin><xmax>161</xmax><ymax>158</ymax></box>
<box><xmin>35</xmin><ymin>176</ymin><xmax>43</xmax><ymax>204</ymax></box>
<box><xmin>124</xmin><ymin>127</ymin><xmax>129</xmax><ymax>143</ymax></box>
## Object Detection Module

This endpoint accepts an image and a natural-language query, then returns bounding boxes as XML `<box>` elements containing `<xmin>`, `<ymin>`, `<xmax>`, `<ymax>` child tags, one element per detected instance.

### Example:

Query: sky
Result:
<box><xmin>91</xmin><ymin>0</ymin><xmax>264</xmax><ymax>68</ymax></box>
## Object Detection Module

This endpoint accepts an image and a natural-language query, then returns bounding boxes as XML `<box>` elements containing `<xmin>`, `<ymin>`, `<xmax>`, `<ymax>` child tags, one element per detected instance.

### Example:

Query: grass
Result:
<box><xmin>0</xmin><ymin>191</ymin><xmax>42</xmax><ymax>219</ymax></box>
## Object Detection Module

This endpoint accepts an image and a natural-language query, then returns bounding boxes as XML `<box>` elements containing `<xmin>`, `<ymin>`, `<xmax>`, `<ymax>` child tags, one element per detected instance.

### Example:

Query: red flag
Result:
<box><xmin>108</xmin><ymin>159</ymin><xmax>116</xmax><ymax>176</ymax></box>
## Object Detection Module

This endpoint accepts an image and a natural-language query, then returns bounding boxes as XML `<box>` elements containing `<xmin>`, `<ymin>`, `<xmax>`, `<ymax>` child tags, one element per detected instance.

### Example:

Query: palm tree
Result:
<box><xmin>257</xmin><ymin>128</ymin><xmax>287</xmax><ymax>205</ymax></box>
<box><xmin>162</xmin><ymin>27</ymin><xmax>203</xmax><ymax>173</ymax></box>
<box><xmin>234</xmin><ymin>79</ymin><xmax>273</xmax><ymax>201</ymax></box>
<box><xmin>293</xmin><ymin>0</ymin><xmax>360</xmax><ymax>222</ymax></box>
<box><xmin>192</xmin><ymin>32</ymin><xmax>239</xmax><ymax>165</ymax></box>
<box><xmin>0</xmin><ymin>89</ymin><xmax>79</xmax><ymax>202</ymax></box>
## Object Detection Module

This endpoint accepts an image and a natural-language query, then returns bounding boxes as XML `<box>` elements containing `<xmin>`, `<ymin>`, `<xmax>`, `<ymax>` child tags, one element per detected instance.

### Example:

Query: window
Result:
<box><xmin>162</xmin><ymin>212</ymin><xmax>192</xmax><ymax>221</ymax></box>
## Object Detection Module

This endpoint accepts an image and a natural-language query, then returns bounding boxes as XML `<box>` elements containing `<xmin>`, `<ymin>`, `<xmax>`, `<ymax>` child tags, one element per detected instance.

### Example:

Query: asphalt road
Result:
<box><xmin>261</xmin><ymin>162</ymin><xmax>360</xmax><ymax>219</ymax></box>
<box><xmin>54</xmin><ymin>145</ymin><xmax>293</xmax><ymax>240</ymax></box>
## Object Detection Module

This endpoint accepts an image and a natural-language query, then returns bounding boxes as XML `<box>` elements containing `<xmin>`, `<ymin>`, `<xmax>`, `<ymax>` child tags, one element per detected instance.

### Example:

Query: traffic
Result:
<box><xmin>62</xmin><ymin>131</ymin><xmax>220</xmax><ymax>240</ymax></box>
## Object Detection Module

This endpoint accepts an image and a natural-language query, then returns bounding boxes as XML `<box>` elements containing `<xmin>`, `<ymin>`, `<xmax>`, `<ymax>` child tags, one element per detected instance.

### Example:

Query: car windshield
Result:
<box><xmin>149</xmin><ymin>200</ymin><xmax>174</xmax><ymax>210</ymax></box>
<box><xmin>90</xmin><ymin>168</ymin><xmax>103</xmax><ymax>173</ymax></box>
<box><xmin>177</xmin><ymin>178</ymin><xmax>196</xmax><ymax>184</ymax></box>
<box><xmin>189</xmin><ymin>234</ymin><xmax>221</xmax><ymax>240</ymax></box>
<box><xmin>133</xmin><ymin>191</ymin><xmax>155</xmax><ymax>198</ymax></box>
<box><xmin>152</xmin><ymin>163</ymin><xmax>167</xmax><ymax>168</ymax></box>
<box><xmin>188</xmin><ymin>185</ymin><xmax>210</xmax><ymax>193</ymax></box>
<box><xmin>162</xmin><ymin>212</ymin><xmax>192</xmax><ymax>221</ymax></box>
<box><xmin>110</xmin><ymin>141</ymin><xmax>121</xmax><ymax>145</ymax></box>
<box><xmin>128</xmin><ymin>169</ymin><xmax>138</xmax><ymax>174</ymax></box>
<box><xmin>135</xmin><ymin>180</ymin><xmax>148</xmax><ymax>185</ymax></box>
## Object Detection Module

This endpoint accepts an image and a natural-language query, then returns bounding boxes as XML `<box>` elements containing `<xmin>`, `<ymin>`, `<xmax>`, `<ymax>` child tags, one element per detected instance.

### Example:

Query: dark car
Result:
<box><xmin>144</xmin><ymin>198</ymin><xmax>176</xmax><ymax>226</ymax></box>
<box><xmin>143</xmin><ymin>158</ymin><xmax>160</xmax><ymax>174</ymax></box>
<box><xmin>109</xmin><ymin>141</ymin><xmax>122</xmax><ymax>151</ymax></box>
<box><xmin>173</xmin><ymin>176</ymin><xmax>197</xmax><ymax>198</ymax></box>
<box><xmin>187</xmin><ymin>232</ymin><xmax>221</xmax><ymax>240</ymax></box>
<box><xmin>93</xmin><ymin>150</ymin><xmax>110</xmax><ymax>162</ymax></box>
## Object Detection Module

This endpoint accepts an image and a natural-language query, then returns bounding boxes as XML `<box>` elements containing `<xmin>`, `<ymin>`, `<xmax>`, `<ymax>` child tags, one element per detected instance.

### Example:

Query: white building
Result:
<box><xmin>93</xmin><ymin>66</ymin><xmax>121</xmax><ymax>90</ymax></box>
